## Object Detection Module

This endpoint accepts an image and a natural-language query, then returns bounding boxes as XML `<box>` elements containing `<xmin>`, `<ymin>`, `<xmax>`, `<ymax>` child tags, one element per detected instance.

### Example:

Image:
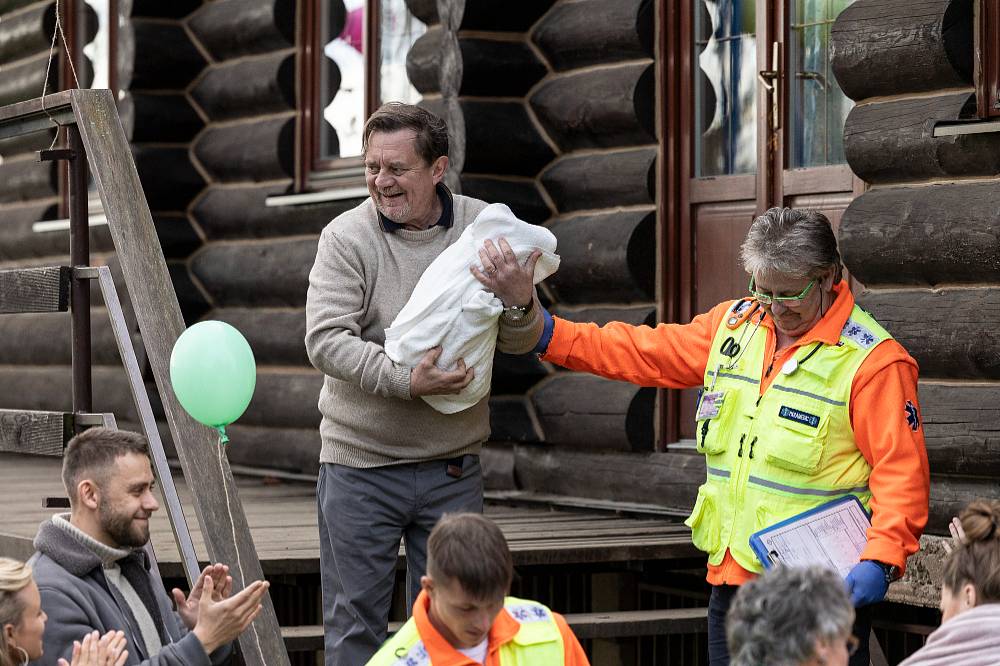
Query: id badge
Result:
<box><xmin>696</xmin><ymin>390</ymin><xmax>726</xmax><ymax>421</ymax></box>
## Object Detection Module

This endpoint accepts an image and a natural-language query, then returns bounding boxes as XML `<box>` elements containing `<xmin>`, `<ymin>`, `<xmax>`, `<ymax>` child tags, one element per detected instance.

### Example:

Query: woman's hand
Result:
<box><xmin>59</xmin><ymin>630</ymin><xmax>128</xmax><ymax>666</ymax></box>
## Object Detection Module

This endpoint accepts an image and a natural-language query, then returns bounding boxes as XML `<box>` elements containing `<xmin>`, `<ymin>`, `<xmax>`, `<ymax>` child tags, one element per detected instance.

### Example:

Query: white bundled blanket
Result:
<box><xmin>384</xmin><ymin>203</ymin><xmax>560</xmax><ymax>413</ymax></box>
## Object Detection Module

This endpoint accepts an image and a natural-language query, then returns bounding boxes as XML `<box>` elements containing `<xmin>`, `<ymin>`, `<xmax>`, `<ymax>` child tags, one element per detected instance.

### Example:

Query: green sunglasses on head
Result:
<box><xmin>748</xmin><ymin>275</ymin><xmax>816</xmax><ymax>305</ymax></box>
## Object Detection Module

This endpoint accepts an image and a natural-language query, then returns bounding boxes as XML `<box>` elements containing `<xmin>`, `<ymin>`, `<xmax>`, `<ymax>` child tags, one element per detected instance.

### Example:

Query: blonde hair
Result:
<box><xmin>0</xmin><ymin>558</ymin><xmax>33</xmax><ymax>666</ymax></box>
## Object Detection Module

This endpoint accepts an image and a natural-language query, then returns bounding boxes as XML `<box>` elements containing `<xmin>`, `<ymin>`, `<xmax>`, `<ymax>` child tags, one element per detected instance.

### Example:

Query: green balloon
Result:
<box><xmin>169</xmin><ymin>321</ymin><xmax>256</xmax><ymax>435</ymax></box>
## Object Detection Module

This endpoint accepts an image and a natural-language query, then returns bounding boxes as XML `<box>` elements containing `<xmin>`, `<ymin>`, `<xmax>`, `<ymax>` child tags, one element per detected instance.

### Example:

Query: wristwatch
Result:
<box><xmin>874</xmin><ymin>561</ymin><xmax>900</xmax><ymax>584</ymax></box>
<box><xmin>502</xmin><ymin>299</ymin><xmax>534</xmax><ymax>322</ymax></box>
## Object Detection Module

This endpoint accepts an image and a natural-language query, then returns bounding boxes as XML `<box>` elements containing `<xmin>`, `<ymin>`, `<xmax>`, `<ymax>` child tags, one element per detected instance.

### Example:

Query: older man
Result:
<box><xmin>483</xmin><ymin>207</ymin><xmax>930</xmax><ymax>666</ymax></box>
<box><xmin>305</xmin><ymin>102</ymin><xmax>543</xmax><ymax>665</ymax></box>
<box><xmin>29</xmin><ymin>427</ymin><xmax>269</xmax><ymax>666</ymax></box>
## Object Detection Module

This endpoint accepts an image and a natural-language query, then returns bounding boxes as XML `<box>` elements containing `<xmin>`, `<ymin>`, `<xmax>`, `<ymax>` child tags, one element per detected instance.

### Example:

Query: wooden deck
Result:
<box><xmin>0</xmin><ymin>453</ymin><xmax>700</xmax><ymax>578</ymax></box>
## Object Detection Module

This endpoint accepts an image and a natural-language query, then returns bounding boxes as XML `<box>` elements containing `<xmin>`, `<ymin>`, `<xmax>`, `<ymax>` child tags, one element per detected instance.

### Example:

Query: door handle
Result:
<box><xmin>758</xmin><ymin>41</ymin><xmax>781</xmax><ymax>131</ymax></box>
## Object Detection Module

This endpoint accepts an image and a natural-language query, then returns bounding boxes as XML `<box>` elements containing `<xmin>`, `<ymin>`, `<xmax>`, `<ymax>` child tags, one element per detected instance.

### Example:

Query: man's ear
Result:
<box><xmin>421</xmin><ymin>575</ymin><xmax>434</xmax><ymax>599</ymax></box>
<box><xmin>77</xmin><ymin>478</ymin><xmax>100</xmax><ymax>510</ymax></box>
<box><xmin>431</xmin><ymin>155</ymin><xmax>448</xmax><ymax>184</ymax></box>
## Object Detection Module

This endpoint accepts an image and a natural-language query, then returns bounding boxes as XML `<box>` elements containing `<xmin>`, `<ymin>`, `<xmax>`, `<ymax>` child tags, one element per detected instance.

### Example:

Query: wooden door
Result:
<box><xmin>665</xmin><ymin>0</ymin><xmax>861</xmax><ymax>442</ymax></box>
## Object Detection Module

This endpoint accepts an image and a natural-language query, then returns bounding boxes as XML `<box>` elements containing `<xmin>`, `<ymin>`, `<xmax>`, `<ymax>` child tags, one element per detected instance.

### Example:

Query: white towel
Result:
<box><xmin>385</xmin><ymin>203</ymin><xmax>560</xmax><ymax>413</ymax></box>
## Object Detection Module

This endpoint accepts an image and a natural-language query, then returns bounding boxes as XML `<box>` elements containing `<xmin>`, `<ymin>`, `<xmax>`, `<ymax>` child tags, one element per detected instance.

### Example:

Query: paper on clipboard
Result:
<box><xmin>750</xmin><ymin>496</ymin><xmax>871</xmax><ymax>577</ymax></box>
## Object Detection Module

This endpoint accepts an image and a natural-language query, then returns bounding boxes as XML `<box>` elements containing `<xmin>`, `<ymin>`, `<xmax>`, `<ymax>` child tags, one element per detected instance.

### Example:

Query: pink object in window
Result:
<box><xmin>340</xmin><ymin>7</ymin><xmax>364</xmax><ymax>54</ymax></box>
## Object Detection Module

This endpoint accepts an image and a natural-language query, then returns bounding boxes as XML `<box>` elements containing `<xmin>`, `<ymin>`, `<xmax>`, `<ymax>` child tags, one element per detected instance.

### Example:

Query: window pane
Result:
<box><xmin>82</xmin><ymin>0</ymin><xmax>111</xmax><ymax>91</ymax></box>
<box><xmin>694</xmin><ymin>0</ymin><xmax>758</xmax><ymax>177</ymax></box>
<box><xmin>321</xmin><ymin>0</ymin><xmax>366</xmax><ymax>160</ymax></box>
<box><xmin>379</xmin><ymin>0</ymin><xmax>424</xmax><ymax>106</ymax></box>
<box><xmin>788</xmin><ymin>0</ymin><xmax>855</xmax><ymax>167</ymax></box>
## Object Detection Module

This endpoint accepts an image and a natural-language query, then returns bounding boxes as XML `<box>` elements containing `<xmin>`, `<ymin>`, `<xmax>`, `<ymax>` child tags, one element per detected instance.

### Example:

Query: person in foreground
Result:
<box><xmin>366</xmin><ymin>513</ymin><xmax>589</xmax><ymax>665</ymax></box>
<box><xmin>2</xmin><ymin>557</ymin><xmax>127</xmax><ymax>666</ymax></box>
<box><xmin>28</xmin><ymin>427</ymin><xmax>270</xmax><ymax>665</ymax></box>
<box><xmin>482</xmin><ymin>206</ymin><xmax>931</xmax><ymax>665</ymax></box>
<box><xmin>727</xmin><ymin>565</ymin><xmax>857</xmax><ymax>666</ymax></box>
<box><xmin>898</xmin><ymin>500</ymin><xmax>1000</xmax><ymax>665</ymax></box>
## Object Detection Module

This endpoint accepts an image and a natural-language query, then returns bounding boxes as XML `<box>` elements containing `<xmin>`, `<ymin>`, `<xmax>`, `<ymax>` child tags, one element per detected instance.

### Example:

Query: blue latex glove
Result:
<box><xmin>845</xmin><ymin>560</ymin><xmax>889</xmax><ymax>607</ymax></box>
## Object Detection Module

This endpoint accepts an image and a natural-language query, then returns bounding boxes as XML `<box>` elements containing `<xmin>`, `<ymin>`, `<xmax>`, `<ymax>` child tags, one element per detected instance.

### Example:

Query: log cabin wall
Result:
<box><xmin>831</xmin><ymin>0</ymin><xmax>1000</xmax><ymax>536</ymax></box>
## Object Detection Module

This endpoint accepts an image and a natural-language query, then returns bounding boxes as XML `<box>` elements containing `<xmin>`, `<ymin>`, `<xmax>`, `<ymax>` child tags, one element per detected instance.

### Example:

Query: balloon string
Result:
<box><xmin>217</xmin><ymin>433</ymin><xmax>263</xmax><ymax>660</ymax></box>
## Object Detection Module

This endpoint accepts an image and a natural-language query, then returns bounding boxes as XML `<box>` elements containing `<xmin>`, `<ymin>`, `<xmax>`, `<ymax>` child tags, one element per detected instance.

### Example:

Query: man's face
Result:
<box><xmin>97</xmin><ymin>453</ymin><xmax>159</xmax><ymax>549</ymax></box>
<box><xmin>752</xmin><ymin>270</ymin><xmax>829</xmax><ymax>338</ymax></box>
<box><xmin>364</xmin><ymin>129</ymin><xmax>446</xmax><ymax>229</ymax></box>
<box><xmin>424</xmin><ymin>576</ymin><xmax>504</xmax><ymax>649</ymax></box>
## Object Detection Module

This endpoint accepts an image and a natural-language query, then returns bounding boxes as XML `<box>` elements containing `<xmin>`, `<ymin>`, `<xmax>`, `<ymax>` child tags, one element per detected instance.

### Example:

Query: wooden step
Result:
<box><xmin>0</xmin><ymin>266</ymin><xmax>71</xmax><ymax>314</ymax></box>
<box><xmin>0</xmin><ymin>410</ymin><xmax>114</xmax><ymax>456</ymax></box>
<box><xmin>280</xmin><ymin>607</ymin><xmax>708</xmax><ymax>652</ymax></box>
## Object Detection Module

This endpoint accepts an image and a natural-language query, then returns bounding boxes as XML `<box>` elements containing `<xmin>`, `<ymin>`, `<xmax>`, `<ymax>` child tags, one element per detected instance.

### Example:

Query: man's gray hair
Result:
<box><xmin>727</xmin><ymin>565</ymin><xmax>855</xmax><ymax>666</ymax></box>
<box><xmin>740</xmin><ymin>207</ymin><xmax>843</xmax><ymax>282</ymax></box>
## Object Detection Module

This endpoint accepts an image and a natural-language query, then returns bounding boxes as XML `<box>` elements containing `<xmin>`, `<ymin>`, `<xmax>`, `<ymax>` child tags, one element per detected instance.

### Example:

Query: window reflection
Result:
<box><xmin>788</xmin><ymin>0</ymin><xmax>854</xmax><ymax>167</ymax></box>
<box><xmin>319</xmin><ymin>0</ymin><xmax>425</xmax><ymax>162</ymax></box>
<box><xmin>82</xmin><ymin>0</ymin><xmax>111</xmax><ymax>90</ymax></box>
<box><xmin>694</xmin><ymin>0</ymin><xmax>757</xmax><ymax>177</ymax></box>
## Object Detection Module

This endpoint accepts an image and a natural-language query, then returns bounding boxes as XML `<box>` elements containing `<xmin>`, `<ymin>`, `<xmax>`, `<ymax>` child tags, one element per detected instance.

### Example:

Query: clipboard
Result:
<box><xmin>749</xmin><ymin>495</ymin><xmax>871</xmax><ymax>577</ymax></box>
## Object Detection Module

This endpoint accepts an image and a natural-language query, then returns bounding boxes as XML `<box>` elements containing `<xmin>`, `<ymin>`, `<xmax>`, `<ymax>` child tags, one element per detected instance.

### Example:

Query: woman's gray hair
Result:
<box><xmin>727</xmin><ymin>565</ymin><xmax>855</xmax><ymax>666</ymax></box>
<box><xmin>741</xmin><ymin>207</ymin><xmax>843</xmax><ymax>282</ymax></box>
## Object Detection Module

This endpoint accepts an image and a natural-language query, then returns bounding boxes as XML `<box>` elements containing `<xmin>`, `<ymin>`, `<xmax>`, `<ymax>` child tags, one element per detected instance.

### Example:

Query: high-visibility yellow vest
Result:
<box><xmin>685</xmin><ymin>300</ymin><xmax>890</xmax><ymax>573</ymax></box>
<box><xmin>368</xmin><ymin>597</ymin><xmax>565</xmax><ymax>666</ymax></box>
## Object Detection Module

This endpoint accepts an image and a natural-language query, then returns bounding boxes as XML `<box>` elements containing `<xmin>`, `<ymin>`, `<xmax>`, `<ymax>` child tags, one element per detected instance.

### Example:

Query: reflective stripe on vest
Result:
<box><xmin>367</xmin><ymin>597</ymin><xmax>564</xmax><ymax>666</ymax></box>
<box><xmin>685</xmin><ymin>303</ymin><xmax>890</xmax><ymax>573</ymax></box>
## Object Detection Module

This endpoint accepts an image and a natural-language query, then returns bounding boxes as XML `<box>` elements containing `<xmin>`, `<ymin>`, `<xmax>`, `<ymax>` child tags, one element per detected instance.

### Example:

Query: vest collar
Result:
<box><xmin>412</xmin><ymin>589</ymin><xmax>520</xmax><ymax>666</ymax></box>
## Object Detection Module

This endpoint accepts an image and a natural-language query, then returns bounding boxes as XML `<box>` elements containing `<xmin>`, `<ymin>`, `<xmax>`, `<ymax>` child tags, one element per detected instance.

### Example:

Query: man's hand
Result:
<box><xmin>409</xmin><ymin>347</ymin><xmax>474</xmax><ymax>397</ymax></box>
<box><xmin>172</xmin><ymin>564</ymin><xmax>233</xmax><ymax>630</ymax></box>
<box><xmin>471</xmin><ymin>238</ymin><xmax>541</xmax><ymax>308</ymax></box>
<box><xmin>59</xmin><ymin>630</ymin><xmax>128</xmax><ymax>666</ymax></box>
<box><xmin>845</xmin><ymin>560</ymin><xmax>889</xmax><ymax>607</ymax></box>
<box><xmin>192</xmin><ymin>575</ymin><xmax>269</xmax><ymax>655</ymax></box>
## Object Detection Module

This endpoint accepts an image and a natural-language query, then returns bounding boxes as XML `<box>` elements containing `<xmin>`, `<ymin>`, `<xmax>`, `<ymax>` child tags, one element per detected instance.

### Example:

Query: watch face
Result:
<box><xmin>505</xmin><ymin>309</ymin><xmax>525</xmax><ymax>322</ymax></box>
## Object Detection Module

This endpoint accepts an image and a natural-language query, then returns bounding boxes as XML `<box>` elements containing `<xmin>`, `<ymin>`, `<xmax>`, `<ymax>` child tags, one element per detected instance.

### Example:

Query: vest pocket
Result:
<box><xmin>764</xmin><ymin>411</ymin><xmax>829</xmax><ymax>475</ymax></box>
<box><xmin>685</xmin><ymin>483</ymin><xmax>721</xmax><ymax>553</ymax></box>
<box><xmin>695</xmin><ymin>391</ymin><xmax>732</xmax><ymax>456</ymax></box>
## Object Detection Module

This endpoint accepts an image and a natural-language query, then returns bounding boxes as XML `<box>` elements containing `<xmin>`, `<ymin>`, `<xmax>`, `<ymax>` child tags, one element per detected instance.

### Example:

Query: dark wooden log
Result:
<box><xmin>532</xmin><ymin>0</ymin><xmax>654</xmax><ymax>71</ymax></box>
<box><xmin>840</xmin><ymin>183</ymin><xmax>1000</xmax><ymax>286</ymax></box>
<box><xmin>531</xmin><ymin>374</ymin><xmax>655</xmax><ymax>451</ymax></box>
<box><xmin>530</xmin><ymin>62</ymin><xmax>654</xmax><ymax>152</ymax></box>
<box><xmin>211</xmin><ymin>307</ymin><xmax>309</xmax><ymax>366</ymax></box>
<box><xmin>130</xmin><ymin>19</ymin><xmax>206</xmax><ymax>89</ymax></box>
<box><xmin>488</xmin><ymin>395</ymin><xmax>541</xmax><ymax>443</ymax></box>
<box><xmin>858</xmin><ymin>287</ymin><xmax>1000</xmax><ymax>379</ymax></box>
<box><xmin>188</xmin><ymin>0</ymin><xmax>295</xmax><ymax>62</ymax></box>
<box><xmin>844</xmin><ymin>92</ymin><xmax>1000</xmax><ymax>184</ymax></box>
<box><xmin>0</xmin><ymin>266</ymin><xmax>68</xmax><ymax>313</ymax></box>
<box><xmin>0</xmin><ymin>2</ymin><xmax>97</xmax><ymax>64</ymax></box>
<box><xmin>492</xmin><ymin>352</ymin><xmax>548</xmax><ymax>394</ymax></box>
<box><xmin>920</xmin><ymin>380</ymin><xmax>1000</xmax><ymax>477</ymax></box>
<box><xmin>0</xmin><ymin>365</ymin><xmax>142</xmax><ymax>422</ymax></box>
<box><xmin>130</xmin><ymin>0</ymin><xmax>201</xmax><ymax>18</ymax></box>
<box><xmin>0</xmin><ymin>127</ymin><xmax>55</xmax><ymax>156</ymax></box>
<box><xmin>407</xmin><ymin>31</ymin><xmax>547</xmax><ymax>97</ymax></box>
<box><xmin>235</xmin><ymin>370</ymin><xmax>323</xmax><ymax>429</ymax></box>
<box><xmin>167</xmin><ymin>260</ymin><xmax>211</xmax><ymax>325</ymax></box>
<box><xmin>192</xmin><ymin>183</ymin><xmax>363</xmax><ymax>239</ymax></box>
<box><xmin>831</xmin><ymin>0</ymin><xmax>973</xmax><ymax>101</ymax></box>
<box><xmin>461</xmin><ymin>101</ymin><xmax>556</xmax><ymax>177</ymax></box>
<box><xmin>0</xmin><ymin>156</ymin><xmax>57</xmax><ymax>203</ymax></box>
<box><xmin>459</xmin><ymin>0</ymin><xmax>555</xmax><ymax>31</ymax></box>
<box><xmin>191</xmin><ymin>52</ymin><xmax>296</xmax><ymax>122</ymax></box>
<box><xmin>192</xmin><ymin>115</ymin><xmax>295</xmax><ymax>182</ymax></box>
<box><xmin>0</xmin><ymin>309</ymin><xmax>140</xmax><ymax>365</ymax></box>
<box><xmin>218</xmin><ymin>424</ymin><xmax>321</xmax><ymax>476</ymax></box>
<box><xmin>540</xmin><ymin>147</ymin><xmax>656</xmax><ymax>213</ymax></box>
<box><xmin>544</xmin><ymin>210</ymin><xmax>655</xmax><ymax>304</ymax></box>
<box><xmin>459</xmin><ymin>175</ymin><xmax>551</xmax><ymax>224</ymax></box>
<box><xmin>152</xmin><ymin>214</ymin><xmax>202</xmax><ymax>259</ymax></box>
<box><xmin>927</xmin><ymin>474</ymin><xmax>1000</xmax><ymax>535</ymax></box>
<box><xmin>0</xmin><ymin>52</ymin><xmax>49</xmax><ymax>108</ymax></box>
<box><xmin>190</xmin><ymin>237</ymin><xmax>317</xmax><ymax>308</ymax></box>
<box><xmin>480</xmin><ymin>443</ymin><xmax>516</xmax><ymax>490</ymax></box>
<box><xmin>127</xmin><ymin>93</ymin><xmax>204</xmax><ymax>143</ymax></box>
<box><xmin>403</xmin><ymin>0</ymin><xmax>439</xmax><ymax>25</ymax></box>
<box><xmin>551</xmin><ymin>304</ymin><xmax>657</xmax><ymax>328</ymax></box>
<box><xmin>0</xmin><ymin>200</ymin><xmax>63</xmax><ymax>261</ymax></box>
<box><xmin>132</xmin><ymin>146</ymin><xmax>205</xmax><ymax>210</ymax></box>
<box><xmin>513</xmin><ymin>445</ymin><xmax>704</xmax><ymax>514</ymax></box>
<box><xmin>0</xmin><ymin>0</ymin><xmax>40</xmax><ymax>14</ymax></box>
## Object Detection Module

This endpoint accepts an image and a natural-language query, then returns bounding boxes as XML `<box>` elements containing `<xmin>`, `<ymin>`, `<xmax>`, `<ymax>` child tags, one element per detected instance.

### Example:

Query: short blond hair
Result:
<box><xmin>0</xmin><ymin>558</ymin><xmax>34</xmax><ymax>666</ymax></box>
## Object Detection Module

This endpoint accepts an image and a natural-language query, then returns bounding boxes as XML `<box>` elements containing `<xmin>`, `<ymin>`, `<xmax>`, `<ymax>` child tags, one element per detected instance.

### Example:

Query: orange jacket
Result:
<box><xmin>542</xmin><ymin>281</ymin><xmax>930</xmax><ymax>584</ymax></box>
<box><xmin>408</xmin><ymin>590</ymin><xmax>590</xmax><ymax>666</ymax></box>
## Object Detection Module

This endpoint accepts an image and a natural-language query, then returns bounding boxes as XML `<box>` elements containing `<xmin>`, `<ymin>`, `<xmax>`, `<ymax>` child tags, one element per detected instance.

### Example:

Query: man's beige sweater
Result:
<box><xmin>305</xmin><ymin>193</ymin><xmax>542</xmax><ymax>468</ymax></box>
